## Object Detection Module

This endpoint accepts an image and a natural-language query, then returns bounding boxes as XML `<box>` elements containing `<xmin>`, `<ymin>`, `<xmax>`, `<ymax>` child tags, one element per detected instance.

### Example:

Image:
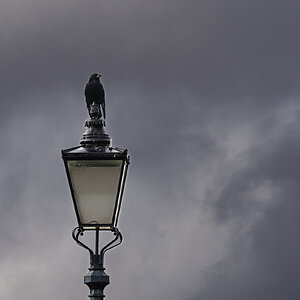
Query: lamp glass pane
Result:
<box><xmin>67</xmin><ymin>160</ymin><xmax>123</xmax><ymax>225</ymax></box>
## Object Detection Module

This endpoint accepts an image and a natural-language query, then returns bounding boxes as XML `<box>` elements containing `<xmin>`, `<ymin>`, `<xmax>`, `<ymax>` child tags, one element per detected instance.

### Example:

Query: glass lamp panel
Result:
<box><xmin>67</xmin><ymin>160</ymin><xmax>123</xmax><ymax>226</ymax></box>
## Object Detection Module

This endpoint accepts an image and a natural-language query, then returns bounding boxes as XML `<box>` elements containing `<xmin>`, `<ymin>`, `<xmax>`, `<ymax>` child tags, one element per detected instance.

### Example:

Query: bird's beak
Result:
<box><xmin>97</xmin><ymin>74</ymin><xmax>101</xmax><ymax>78</ymax></box>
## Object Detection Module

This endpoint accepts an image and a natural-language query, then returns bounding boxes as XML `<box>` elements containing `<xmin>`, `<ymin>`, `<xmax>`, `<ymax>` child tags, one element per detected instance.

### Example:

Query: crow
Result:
<box><xmin>85</xmin><ymin>73</ymin><xmax>106</xmax><ymax>121</ymax></box>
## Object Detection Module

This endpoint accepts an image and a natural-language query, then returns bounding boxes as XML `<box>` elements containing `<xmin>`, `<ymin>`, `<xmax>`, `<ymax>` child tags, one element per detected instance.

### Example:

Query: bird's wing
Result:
<box><xmin>101</xmin><ymin>95</ymin><xmax>106</xmax><ymax>120</ymax></box>
<box><xmin>84</xmin><ymin>83</ymin><xmax>91</xmax><ymax>108</ymax></box>
<box><xmin>100</xmin><ymin>84</ymin><xmax>106</xmax><ymax>120</ymax></box>
<box><xmin>84</xmin><ymin>83</ymin><xmax>90</xmax><ymax>97</ymax></box>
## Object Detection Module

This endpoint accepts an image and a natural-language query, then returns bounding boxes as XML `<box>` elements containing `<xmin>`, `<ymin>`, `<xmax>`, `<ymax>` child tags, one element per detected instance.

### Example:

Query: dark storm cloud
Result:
<box><xmin>1</xmin><ymin>0</ymin><xmax>299</xmax><ymax>102</ymax></box>
<box><xmin>0</xmin><ymin>0</ymin><xmax>300</xmax><ymax>299</ymax></box>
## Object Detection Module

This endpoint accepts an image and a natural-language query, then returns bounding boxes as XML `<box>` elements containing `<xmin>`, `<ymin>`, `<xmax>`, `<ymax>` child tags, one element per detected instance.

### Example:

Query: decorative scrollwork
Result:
<box><xmin>72</xmin><ymin>227</ymin><xmax>123</xmax><ymax>267</ymax></box>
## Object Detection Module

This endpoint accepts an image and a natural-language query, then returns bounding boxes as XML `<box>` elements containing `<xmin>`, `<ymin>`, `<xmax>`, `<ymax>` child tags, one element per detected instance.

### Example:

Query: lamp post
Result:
<box><xmin>62</xmin><ymin>74</ymin><xmax>130</xmax><ymax>299</ymax></box>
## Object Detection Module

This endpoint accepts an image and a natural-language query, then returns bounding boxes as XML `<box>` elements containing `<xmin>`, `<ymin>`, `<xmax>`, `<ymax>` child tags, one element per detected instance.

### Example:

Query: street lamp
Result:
<box><xmin>62</xmin><ymin>75</ymin><xmax>130</xmax><ymax>300</ymax></box>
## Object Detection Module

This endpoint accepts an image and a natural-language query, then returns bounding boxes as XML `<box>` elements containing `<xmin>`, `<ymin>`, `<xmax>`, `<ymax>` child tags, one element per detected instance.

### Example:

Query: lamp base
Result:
<box><xmin>80</xmin><ymin>119</ymin><xmax>111</xmax><ymax>147</ymax></box>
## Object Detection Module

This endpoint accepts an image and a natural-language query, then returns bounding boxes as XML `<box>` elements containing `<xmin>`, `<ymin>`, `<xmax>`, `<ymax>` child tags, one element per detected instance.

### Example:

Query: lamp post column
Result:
<box><xmin>84</xmin><ymin>258</ymin><xmax>109</xmax><ymax>300</ymax></box>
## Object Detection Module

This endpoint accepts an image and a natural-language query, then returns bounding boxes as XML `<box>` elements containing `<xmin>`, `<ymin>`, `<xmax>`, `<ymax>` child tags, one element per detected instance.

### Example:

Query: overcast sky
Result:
<box><xmin>0</xmin><ymin>0</ymin><xmax>300</xmax><ymax>299</ymax></box>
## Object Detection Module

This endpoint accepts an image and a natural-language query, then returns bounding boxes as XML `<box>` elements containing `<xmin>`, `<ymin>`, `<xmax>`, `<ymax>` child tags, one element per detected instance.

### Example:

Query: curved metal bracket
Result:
<box><xmin>100</xmin><ymin>228</ymin><xmax>123</xmax><ymax>264</ymax></box>
<box><xmin>72</xmin><ymin>227</ymin><xmax>123</xmax><ymax>267</ymax></box>
<box><xmin>72</xmin><ymin>227</ymin><xmax>94</xmax><ymax>265</ymax></box>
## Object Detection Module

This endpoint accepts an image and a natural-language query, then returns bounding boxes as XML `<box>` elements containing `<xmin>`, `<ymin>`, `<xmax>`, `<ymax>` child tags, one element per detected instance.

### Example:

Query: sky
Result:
<box><xmin>0</xmin><ymin>0</ymin><xmax>300</xmax><ymax>299</ymax></box>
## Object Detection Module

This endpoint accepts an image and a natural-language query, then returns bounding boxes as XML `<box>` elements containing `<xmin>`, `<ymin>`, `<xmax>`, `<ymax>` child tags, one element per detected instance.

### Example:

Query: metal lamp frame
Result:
<box><xmin>62</xmin><ymin>146</ymin><xmax>130</xmax><ymax>229</ymax></box>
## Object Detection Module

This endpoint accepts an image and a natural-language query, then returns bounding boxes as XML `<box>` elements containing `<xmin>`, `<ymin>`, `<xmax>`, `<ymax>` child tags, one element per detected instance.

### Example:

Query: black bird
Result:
<box><xmin>85</xmin><ymin>73</ymin><xmax>106</xmax><ymax>121</ymax></box>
